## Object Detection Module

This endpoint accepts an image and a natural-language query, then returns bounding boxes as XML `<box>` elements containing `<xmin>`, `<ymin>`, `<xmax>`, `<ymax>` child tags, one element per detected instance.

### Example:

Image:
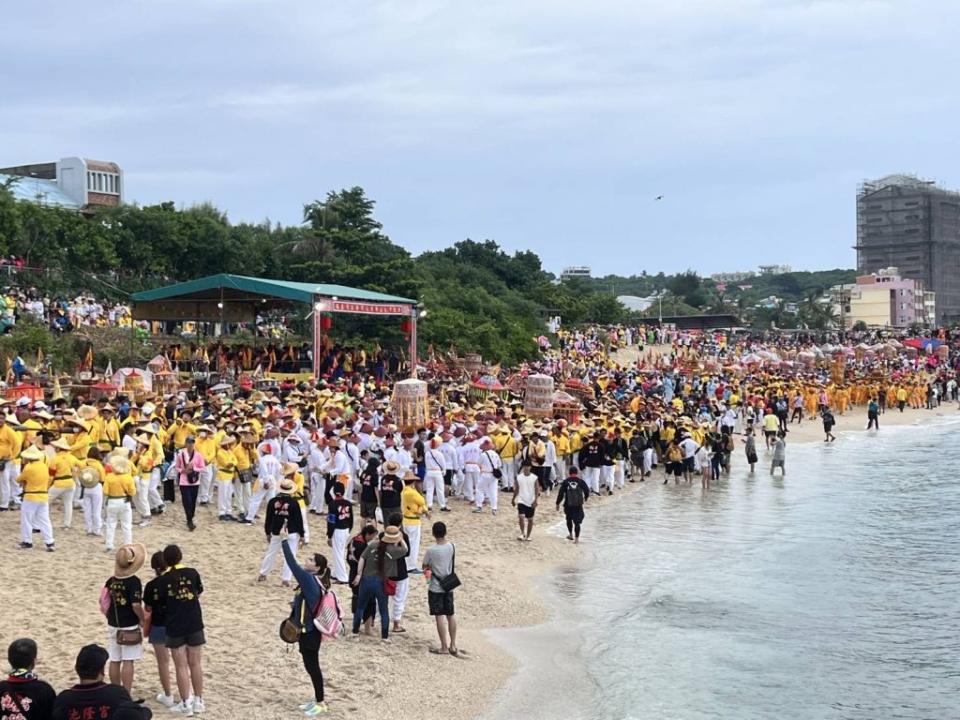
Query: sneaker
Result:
<box><xmin>46</xmin><ymin>544</ymin><xmax>55</xmax><ymax>552</ymax></box>
<box><xmin>298</xmin><ymin>701</ymin><xmax>317</xmax><ymax>711</ymax></box>
<box><xmin>156</xmin><ymin>693</ymin><xmax>176</xmax><ymax>708</ymax></box>
<box><xmin>170</xmin><ymin>700</ymin><xmax>194</xmax><ymax>716</ymax></box>
<box><xmin>19</xmin><ymin>542</ymin><xmax>32</xmax><ymax>549</ymax></box>
<box><xmin>303</xmin><ymin>704</ymin><xmax>329</xmax><ymax>717</ymax></box>
<box><xmin>138</xmin><ymin>520</ymin><xmax>151</xmax><ymax>528</ymax></box>
<box><xmin>193</xmin><ymin>698</ymin><xmax>205</xmax><ymax>714</ymax></box>
<box><xmin>472</xmin><ymin>508</ymin><xmax>482</xmax><ymax>513</ymax></box>
<box><xmin>491</xmin><ymin>509</ymin><xmax>497</xmax><ymax>516</ymax></box>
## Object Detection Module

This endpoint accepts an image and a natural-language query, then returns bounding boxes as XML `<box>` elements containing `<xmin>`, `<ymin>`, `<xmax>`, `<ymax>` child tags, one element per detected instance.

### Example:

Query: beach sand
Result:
<box><xmin>0</xmin><ymin>373</ymin><xmax>951</xmax><ymax>719</ymax></box>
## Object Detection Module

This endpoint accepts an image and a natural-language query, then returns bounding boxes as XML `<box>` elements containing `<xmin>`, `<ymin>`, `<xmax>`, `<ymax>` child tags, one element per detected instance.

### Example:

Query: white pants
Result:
<box><xmin>0</xmin><ymin>461</ymin><xmax>20</xmax><ymax>508</ymax></box>
<box><xmin>248</xmin><ymin>480</ymin><xmax>275</xmax><ymax>520</ymax></box>
<box><xmin>614</xmin><ymin>460</ymin><xmax>626</xmax><ymax>489</ymax></box>
<box><xmin>390</xmin><ymin>578</ymin><xmax>409</xmax><ymax>622</ymax></box>
<box><xmin>601</xmin><ymin>465</ymin><xmax>614</xmax><ymax>491</ymax></box>
<box><xmin>199</xmin><ymin>464</ymin><xmax>215</xmax><ymax>502</ymax></box>
<box><xmin>553</xmin><ymin>459</ymin><xmax>566</xmax><ymax>484</ymax></box>
<box><xmin>344</xmin><ymin>472</ymin><xmax>357</xmax><ymax>503</ymax></box>
<box><xmin>643</xmin><ymin>448</ymin><xmax>654</xmax><ymax>474</ymax></box>
<box><xmin>104</xmin><ymin>498</ymin><xmax>132</xmax><ymax>550</ymax></box>
<box><xmin>82</xmin><ymin>484</ymin><xmax>103</xmax><ymax>534</ymax></box>
<box><xmin>48</xmin><ymin>485</ymin><xmax>75</xmax><ymax>528</ymax></box>
<box><xmin>582</xmin><ymin>467</ymin><xmax>600</xmax><ymax>494</ymax></box>
<box><xmin>498</xmin><ymin>458</ymin><xmax>515</xmax><ymax>490</ymax></box>
<box><xmin>217</xmin><ymin>480</ymin><xmax>234</xmax><ymax>516</ymax></box>
<box><xmin>148</xmin><ymin>468</ymin><xmax>163</xmax><ymax>509</ymax></box>
<box><xmin>301</xmin><ymin>506</ymin><xmax>310</xmax><ymax>543</ymax></box>
<box><xmin>134</xmin><ymin>476</ymin><xmax>151</xmax><ymax>519</ymax></box>
<box><xmin>21</xmin><ymin>500</ymin><xmax>54</xmax><ymax>545</ymax></box>
<box><xmin>234</xmin><ymin>479</ymin><xmax>252</xmax><ymax>516</ymax></box>
<box><xmin>423</xmin><ymin>470</ymin><xmax>446</xmax><ymax>509</ymax></box>
<box><xmin>476</xmin><ymin>473</ymin><xmax>498</xmax><ymax>511</ymax></box>
<box><xmin>260</xmin><ymin>532</ymin><xmax>299</xmax><ymax>581</ymax></box>
<box><xmin>404</xmin><ymin>524</ymin><xmax>421</xmax><ymax>571</ymax></box>
<box><xmin>452</xmin><ymin>469</ymin><xmax>464</xmax><ymax>496</ymax></box>
<box><xmin>308</xmin><ymin>472</ymin><xmax>325</xmax><ymax>514</ymax></box>
<box><xmin>331</xmin><ymin>528</ymin><xmax>350</xmax><ymax>582</ymax></box>
<box><xmin>462</xmin><ymin>467</ymin><xmax>479</xmax><ymax>501</ymax></box>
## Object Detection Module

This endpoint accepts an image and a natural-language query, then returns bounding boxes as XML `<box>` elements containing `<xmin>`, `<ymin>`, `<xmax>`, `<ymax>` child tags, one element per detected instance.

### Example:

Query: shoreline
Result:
<box><xmin>474</xmin><ymin>403</ymin><xmax>959</xmax><ymax>720</ymax></box>
<box><xmin>0</xmin><ymin>406</ymin><xmax>954</xmax><ymax>720</ymax></box>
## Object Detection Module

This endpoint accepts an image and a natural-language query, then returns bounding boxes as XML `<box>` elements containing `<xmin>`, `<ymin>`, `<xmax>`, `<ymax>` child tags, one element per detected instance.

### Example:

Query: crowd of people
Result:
<box><xmin>2</xmin><ymin>317</ymin><xmax>959</xmax><ymax>717</ymax></box>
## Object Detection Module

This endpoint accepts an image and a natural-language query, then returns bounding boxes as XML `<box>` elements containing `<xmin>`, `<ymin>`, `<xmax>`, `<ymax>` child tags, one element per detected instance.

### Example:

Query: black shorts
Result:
<box><xmin>564</xmin><ymin>507</ymin><xmax>584</xmax><ymax>525</ymax></box>
<box><xmin>360</xmin><ymin>502</ymin><xmax>378</xmax><ymax>519</ymax></box>
<box><xmin>517</xmin><ymin>503</ymin><xmax>535</xmax><ymax>519</ymax></box>
<box><xmin>764</xmin><ymin>430</ymin><xmax>776</xmax><ymax>438</ymax></box>
<box><xmin>428</xmin><ymin>590</ymin><xmax>455</xmax><ymax>616</ymax></box>
<box><xmin>683</xmin><ymin>457</ymin><xmax>696</xmax><ymax>472</ymax></box>
<box><xmin>166</xmin><ymin>629</ymin><xmax>205</xmax><ymax>649</ymax></box>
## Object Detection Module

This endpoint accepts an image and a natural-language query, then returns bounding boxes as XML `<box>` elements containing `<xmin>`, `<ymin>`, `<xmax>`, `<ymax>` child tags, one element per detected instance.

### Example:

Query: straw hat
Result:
<box><xmin>78</xmin><ymin>466</ymin><xmax>102</xmax><ymax>489</ymax></box>
<box><xmin>219</xmin><ymin>435</ymin><xmax>236</xmax><ymax>447</ymax></box>
<box><xmin>402</xmin><ymin>471</ymin><xmax>420</xmax><ymax>484</ymax></box>
<box><xmin>381</xmin><ymin>525</ymin><xmax>403</xmax><ymax>544</ymax></box>
<box><xmin>50</xmin><ymin>437</ymin><xmax>73</xmax><ymax>451</ymax></box>
<box><xmin>383</xmin><ymin>459</ymin><xmax>401</xmax><ymax>475</ymax></box>
<box><xmin>20</xmin><ymin>447</ymin><xmax>44</xmax><ymax>462</ymax></box>
<box><xmin>114</xmin><ymin>543</ymin><xmax>146</xmax><ymax>579</ymax></box>
<box><xmin>107</xmin><ymin>456</ymin><xmax>132</xmax><ymax>474</ymax></box>
<box><xmin>282</xmin><ymin>462</ymin><xmax>298</xmax><ymax>477</ymax></box>
<box><xmin>134</xmin><ymin>434</ymin><xmax>152</xmax><ymax>446</ymax></box>
<box><xmin>77</xmin><ymin>405</ymin><xmax>98</xmax><ymax>420</ymax></box>
<box><xmin>278</xmin><ymin>477</ymin><xmax>297</xmax><ymax>493</ymax></box>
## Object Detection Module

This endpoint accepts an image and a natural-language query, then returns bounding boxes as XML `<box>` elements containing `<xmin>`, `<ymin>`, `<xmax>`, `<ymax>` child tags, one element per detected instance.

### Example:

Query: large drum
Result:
<box><xmin>524</xmin><ymin>374</ymin><xmax>554</xmax><ymax>417</ymax></box>
<box><xmin>393</xmin><ymin>378</ymin><xmax>430</xmax><ymax>433</ymax></box>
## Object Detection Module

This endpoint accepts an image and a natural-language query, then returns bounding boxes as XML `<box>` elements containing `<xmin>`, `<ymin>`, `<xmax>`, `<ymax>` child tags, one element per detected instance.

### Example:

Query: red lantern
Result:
<box><xmin>320</xmin><ymin>315</ymin><xmax>333</xmax><ymax>331</ymax></box>
<box><xmin>400</xmin><ymin>318</ymin><xmax>412</xmax><ymax>334</ymax></box>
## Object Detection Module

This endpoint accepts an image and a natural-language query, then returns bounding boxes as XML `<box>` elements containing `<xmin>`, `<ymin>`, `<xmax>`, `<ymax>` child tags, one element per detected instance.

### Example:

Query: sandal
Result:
<box><xmin>449</xmin><ymin>648</ymin><xmax>459</xmax><ymax>657</ymax></box>
<box><xmin>392</xmin><ymin>627</ymin><xmax>407</xmax><ymax>633</ymax></box>
<box><xmin>429</xmin><ymin>647</ymin><xmax>448</xmax><ymax>655</ymax></box>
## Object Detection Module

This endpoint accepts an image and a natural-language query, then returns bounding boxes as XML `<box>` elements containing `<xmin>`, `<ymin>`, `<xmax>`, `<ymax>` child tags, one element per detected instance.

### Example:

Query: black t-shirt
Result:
<box><xmin>106</xmin><ymin>575</ymin><xmax>143</xmax><ymax>627</ymax></box>
<box><xmin>158</xmin><ymin>567</ymin><xmax>204</xmax><ymax>637</ymax></box>
<box><xmin>52</xmin><ymin>683</ymin><xmax>146</xmax><ymax>720</ymax></box>
<box><xmin>0</xmin><ymin>676</ymin><xmax>56</xmax><ymax>720</ymax></box>
<box><xmin>359</xmin><ymin>470</ymin><xmax>379</xmax><ymax>503</ymax></box>
<box><xmin>388</xmin><ymin>529</ymin><xmax>410</xmax><ymax>582</ymax></box>
<box><xmin>143</xmin><ymin>577</ymin><xmax>166</xmax><ymax>628</ymax></box>
<box><xmin>379</xmin><ymin>476</ymin><xmax>403</xmax><ymax>508</ymax></box>
<box><xmin>348</xmin><ymin>535</ymin><xmax>367</xmax><ymax>583</ymax></box>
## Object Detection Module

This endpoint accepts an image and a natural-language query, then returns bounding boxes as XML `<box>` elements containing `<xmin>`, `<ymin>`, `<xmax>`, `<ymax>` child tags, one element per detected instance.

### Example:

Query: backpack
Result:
<box><xmin>565</xmin><ymin>481</ymin><xmax>584</xmax><ymax>508</ymax></box>
<box><xmin>312</xmin><ymin>584</ymin><xmax>344</xmax><ymax>640</ymax></box>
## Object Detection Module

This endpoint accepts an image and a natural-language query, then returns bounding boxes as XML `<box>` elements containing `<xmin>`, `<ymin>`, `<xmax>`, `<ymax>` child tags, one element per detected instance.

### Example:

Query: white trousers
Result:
<box><xmin>404</xmin><ymin>524</ymin><xmax>421</xmax><ymax>571</ymax></box>
<box><xmin>134</xmin><ymin>476</ymin><xmax>151</xmax><ymax>519</ymax></box>
<box><xmin>217</xmin><ymin>480</ymin><xmax>234</xmax><ymax>516</ymax></box>
<box><xmin>452</xmin><ymin>469</ymin><xmax>464</xmax><ymax>496</ymax></box>
<box><xmin>390</xmin><ymin>578</ymin><xmax>409</xmax><ymax>622</ymax></box>
<box><xmin>462</xmin><ymin>467</ymin><xmax>479</xmax><ymax>501</ymax></box>
<box><xmin>234</xmin><ymin>479</ymin><xmax>252</xmax><ymax>515</ymax></box>
<box><xmin>308</xmin><ymin>472</ymin><xmax>325</xmax><ymax>514</ymax></box>
<box><xmin>331</xmin><ymin>527</ymin><xmax>350</xmax><ymax>582</ymax></box>
<box><xmin>500</xmin><ymin>457</ymin><xmax>516</xmax><ymax>490</ymax></box>
<box><xmin>582</xmin><ymin>467</ymin><xmax>601</xmax><ymax>494</ymax></box>
<box><xmin>601</xmin><ymin>465</ymin><xmax>614</xmax><ymax>491</ymax></box>
<box><xmin>148</xmin><ymin>468</ymin><xmax>163</xmax><ymax>509</ymax></box>
<box><xmin>21</xmin><ymin>500</ymin><xmax>54</xmax><ymax>545</ymax></box>
<box><xmin>423</xmin><ymin>470</ymin><xmax>446</xmax><ymax>509</ymax></box>
<box><xmin>260</xmin><ymin>532</ymin><xmax>299</xmax><ymax>581</ymax></box>
<box><xmin>199</xmin><ymin>464</ymin><xmax>215</xmax><ymax>502</ymax></box>
<box><xmin>0</xmin><ymin>462</ymin><xmax>20</xmax><ymax>508</ymax></box>
<box><xmin>247</xmin><ymin>481</ymin><xmax>275</xmax><ymax>520</ymax></box>
<box><xmin>48</xmin><ymin>485</ymin><xmax>75</xmax><ymax>528</ymax></box>
<box><xmin>476</xmin><ymin>473</ymin><xmax>498</xmax><ymax>511</ymax></box>
<box><xmin>553</xmin><ymin>460</ymin><xmax>566</xmax><ymax>484</ymax></box>
<box><xmin>82</xmin><ymin>484</ymin><xmax>103</xmax><ymax>534</ymax></box>
<box><xmin>614</xmin><ymin>460</ymin><xmax>625</xmax><ymax>488</ymax></box>
<box><xmin>104</xmin><ymin>498</ymin><xmax>132</xmax><ymax>550</ymax></box>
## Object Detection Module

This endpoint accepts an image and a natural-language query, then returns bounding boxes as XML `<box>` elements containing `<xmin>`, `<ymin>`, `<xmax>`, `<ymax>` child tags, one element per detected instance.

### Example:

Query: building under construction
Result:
<box><xmin>856</xmin><ymin>174</ymin><xmax>960</xmax><ymax>324</ymax></box>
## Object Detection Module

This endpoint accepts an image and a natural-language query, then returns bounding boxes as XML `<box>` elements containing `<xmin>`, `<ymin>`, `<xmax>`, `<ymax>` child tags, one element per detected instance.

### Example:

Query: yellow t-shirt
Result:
<box><xmin>401</xmin><ymin>485</ymin><xmax>427</xmax><ymax>526</ymax></box>
<box><xmin>103</xmin><ymin>472</ymin><xmax>136</xmax><ymax>498</ymax></box>
<box><xmin>763</xmin><ymin>414</ymin><xmax>779</xmax><ymax>433</ymax></box>
<box><xmin>196</xmin><ymin>437</ymin><xmax>218</xmax><ymax>464</ymax></box>
<box><xmin>0</xmin><ymin>424</ymin><xmax>23</xmax><ymax>460</ymax></box>
<box><xmin>18</xmin><ymin>461</ymin><xmax>51</xmax><ymax>502</ymax></box>
<box><xmin>216</xmin><ymin>448</ymin><xmax>237</xmax><ymax>481</ymax></box>
<box><xmin>49</xmin><ymin>452</ymin><xmax>79</xmax><ymax>488</ymax></box>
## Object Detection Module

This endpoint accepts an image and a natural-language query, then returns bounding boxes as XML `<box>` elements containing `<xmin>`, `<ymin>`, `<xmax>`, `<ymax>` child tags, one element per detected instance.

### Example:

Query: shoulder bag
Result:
<box><xmin>112</xmin><ymin>581</ymin><xmax>143</xmax><ymax>646</ymax></box>
<box><xmin>437</xmin><ymin>544</ymin><xmax>462</xmax><ymax>592</ymax></box>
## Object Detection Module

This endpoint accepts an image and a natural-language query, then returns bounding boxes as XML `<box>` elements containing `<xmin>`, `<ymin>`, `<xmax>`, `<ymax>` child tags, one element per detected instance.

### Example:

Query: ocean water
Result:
<box><xmin>485</xmin><ymin>418</ymin><xmax>960</xmax><ymax>720</ymax></box>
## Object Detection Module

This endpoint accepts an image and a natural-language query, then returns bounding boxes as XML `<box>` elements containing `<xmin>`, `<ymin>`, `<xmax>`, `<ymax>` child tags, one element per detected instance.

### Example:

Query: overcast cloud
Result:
<box><xmin>4</xmin><ymin>0</ymin><xmax>959</xmax><ymax>275</ymax></box>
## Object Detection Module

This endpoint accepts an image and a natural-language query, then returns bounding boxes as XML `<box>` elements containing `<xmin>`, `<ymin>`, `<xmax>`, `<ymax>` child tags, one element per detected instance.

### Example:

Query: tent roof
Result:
<box><xmin>130</xmin><ymin>274</ymin><xmax>416</xmax><ymax>305</ymax></box>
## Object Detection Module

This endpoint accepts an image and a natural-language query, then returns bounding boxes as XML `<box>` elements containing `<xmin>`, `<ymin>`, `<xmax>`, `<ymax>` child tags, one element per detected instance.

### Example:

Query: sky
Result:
<box><xmin>4</xmin><ymin>0</ymin><xmax>960</xmax><ymax>277</ymax></box>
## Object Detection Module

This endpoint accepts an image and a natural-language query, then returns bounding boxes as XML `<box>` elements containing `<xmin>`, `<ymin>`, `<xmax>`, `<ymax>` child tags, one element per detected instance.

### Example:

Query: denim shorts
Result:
<box><xmin>149</xmin><ymin>625</ymin><xmax>167</xmax><ymax>645</ymax></box>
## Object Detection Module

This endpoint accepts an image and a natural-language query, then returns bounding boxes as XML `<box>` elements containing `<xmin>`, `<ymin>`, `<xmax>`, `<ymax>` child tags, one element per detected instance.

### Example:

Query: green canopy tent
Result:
<box><xmin>130</xmin><ymin>274</ymin><xmax>418</xmax><ymax>377</ymax></box>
